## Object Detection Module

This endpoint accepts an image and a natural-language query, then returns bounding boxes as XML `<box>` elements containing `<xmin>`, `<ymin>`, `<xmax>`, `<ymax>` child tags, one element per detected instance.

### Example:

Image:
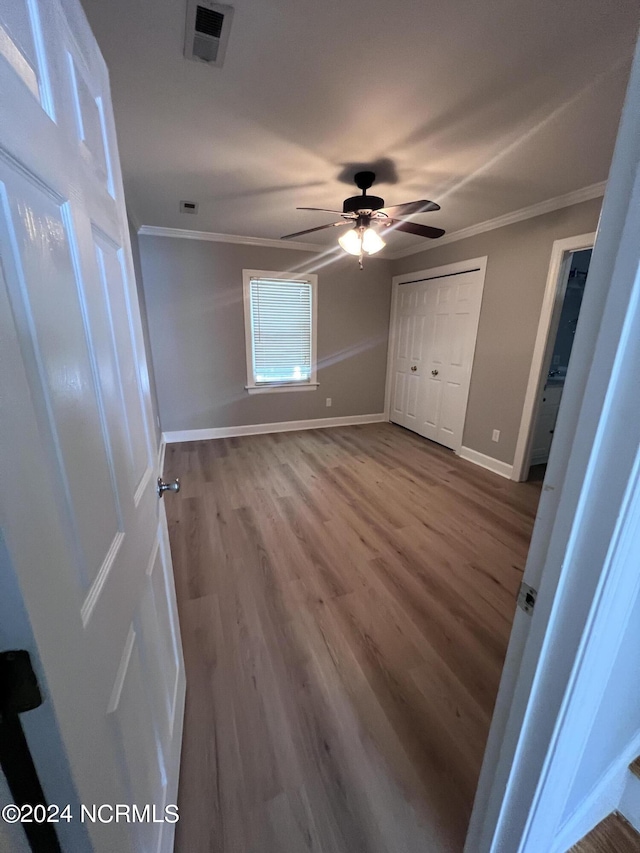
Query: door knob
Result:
<box><xmin>410</xmin><ymin>365</ymin><xmax>417</xmax><ymax>372</ymax></box>
<box><xmin>431</xmin><ymin>369</ymin><xmax>439</xmax><ymax>376</ymax></box>
<box><xmin>157</xmin><ymin>477</ymin><xmax>180</xmax><ymax>497</ymax></box>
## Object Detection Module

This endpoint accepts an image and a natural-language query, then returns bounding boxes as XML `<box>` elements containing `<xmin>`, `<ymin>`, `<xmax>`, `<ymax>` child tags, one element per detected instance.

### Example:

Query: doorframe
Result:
<box><xmin>466</xmin><ymin>30</ymin><xmax>640</xmax><ymax>852</ymax></box>
<box><xmin>511</xmin><ymin>233</ymin><xmax>596</xmax><ymax>482</ymax></box>
<box><xmin>383</xmin><ymin>256</ymin><xmax>488</xmax><ymax>451</ymax></box>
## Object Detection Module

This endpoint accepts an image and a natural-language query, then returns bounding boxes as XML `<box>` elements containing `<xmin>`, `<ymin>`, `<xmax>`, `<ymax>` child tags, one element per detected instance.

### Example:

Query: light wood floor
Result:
<box><xmin>164</xmin><ymin>423</ymin><xmax>542</xmax><ymax>852</ymax></box>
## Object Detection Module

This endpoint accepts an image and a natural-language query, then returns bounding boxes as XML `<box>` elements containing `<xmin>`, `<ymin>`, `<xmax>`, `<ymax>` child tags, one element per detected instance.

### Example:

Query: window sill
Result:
<box><xmin>245</xmin><ymin>382</ymin><xmax>319</xmax><ymax>395</ymax></box>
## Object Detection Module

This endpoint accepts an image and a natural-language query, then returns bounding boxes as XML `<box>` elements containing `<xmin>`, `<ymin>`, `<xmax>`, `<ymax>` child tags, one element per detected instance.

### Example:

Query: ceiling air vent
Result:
<box><xmin>184</xmin><ymin>0</ymin><xmax>234</xmax><ymax>67</ymax></box>
<box><xmin>180</xmin><ymin>200</ymin><xmax>199</xmax><ymax>214</ymax></box>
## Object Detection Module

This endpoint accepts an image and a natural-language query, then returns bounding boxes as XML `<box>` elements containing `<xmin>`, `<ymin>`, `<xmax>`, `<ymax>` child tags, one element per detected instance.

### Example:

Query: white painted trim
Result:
<box><xmin>552</xmin><ymin>731</ymin><xmax>640</xmax><ymax>852</ymax></box>
<box><xmin>245</xmin><ymin>382</ymin><xmax>319</xmax><ymax>394</ymax></box>
<box><xmin>387</xmin><ymin>183</ymin><xmax>605</xmax><ymax>259</ymax></box>
<box><xmin>511</xmin><ymin>233</ymin><xmax>596</xmax><ymax>481</ymax></box>
<box><xmin>157</xmin><ymin>435</ymin><xmax>166</xmax><ymax>477</ymax></box>
<box><xmin>242</xmin><ymin>269</ymin><xmax>318</xmax><ymax>392</ymax></box>
<box><xmin>459</xmin><ymin>446</ymin><xmax>514</xmax><ymax>479</ymax></box>
<box><xmin>466</xmin><ymin>34</ymin><xmax>640</xmax><ymax>852</ymax></box>
<box><xmin>137</xmin><ymin>184</ymin><xmax>605</xmax><ymax>260</ymax></box>
<box><xmin>619</xmin><ymin>765</ymin><xmax>640</xmax><ymax>833</ymax></box>
<box><xmin>384</xmin><ymin>256</ymin><xmax>488</xmax><ymax>446</ymax></box>
<box><xmin>163</xmin><ymin>413</ymin><xmax>386</xmax><ymax>443</ymax></box>
<box><xmin>137</xmin><ymin>224</ymin><xmax>322</xmax><ymax>253</ymax></box>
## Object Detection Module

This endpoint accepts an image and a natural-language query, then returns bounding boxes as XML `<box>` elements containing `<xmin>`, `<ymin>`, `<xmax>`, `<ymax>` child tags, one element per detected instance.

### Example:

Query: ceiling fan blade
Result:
<box><xmin>281</xmin><ymin>221</ymin><xmax>351</xmax><ymax>240</ymax></box>
<box><xmin>381</xmin><ymin>200</ymin><xmax>441</xmax><ymax>216</ymax></box>
<box><xmin>296</xmin><ymin>207</ymin><xmax>353</xmax><ymax>215</ymax></box>
<box><xmin>385</xmin><ymin>219</ymin><xmax>445</xmax><ymax>239</ymax></box>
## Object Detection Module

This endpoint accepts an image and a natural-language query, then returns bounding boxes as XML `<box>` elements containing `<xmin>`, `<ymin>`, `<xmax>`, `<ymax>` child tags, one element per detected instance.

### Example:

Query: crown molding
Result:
<box><xmin>137</xmin><ymin>181</ymin><xmax>606</xmax><ymax>260</ymax></box>
<box><xmin>385</xmin><ymin>181</ymin><xmax>607</xmax><ymax>260</ymax></box>
<box><xmin>137</xmin><ymin>225</ymin><xmax>323</xmax><ymax>253</ymax></box>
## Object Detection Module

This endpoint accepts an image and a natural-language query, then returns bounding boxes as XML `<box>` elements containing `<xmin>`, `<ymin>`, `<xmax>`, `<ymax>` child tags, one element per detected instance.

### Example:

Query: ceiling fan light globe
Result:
<box><xmin>338</xmin><ymin>228</ymin><xmax>362</xmax><ymax>255</ymax></box>
<box><xmin>362</xmin><ymin>227</ymin><xmax>385</xmax><ymax>255</ymax></box>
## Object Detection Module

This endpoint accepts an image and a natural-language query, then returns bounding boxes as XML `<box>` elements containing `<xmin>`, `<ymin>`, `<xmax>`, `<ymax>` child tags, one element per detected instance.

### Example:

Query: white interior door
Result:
<box><xmin>388</xmin><ymin>264</ymin><xmax>485</xmax><ymax>451</ymax></box>
<box><xmin>389</xmin><ymin>281</ymin><xmax>429</xmax><ymax>431</ymax></box>
<box><xmin>0</xmin><ymin>1</ymin><xmax>185</xmax><ymax>851</ymax></box>
<box><xmin>419</xmin><ymin>269</ymin><xmax>484</xmax><ymax>450</ymax></box>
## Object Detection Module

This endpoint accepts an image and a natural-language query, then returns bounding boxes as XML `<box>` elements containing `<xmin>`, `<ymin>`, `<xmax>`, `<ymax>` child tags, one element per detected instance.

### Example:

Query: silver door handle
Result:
<box><xmin>157</xmin><ymin>477</ymin><xmax>180</xmax><ymax>497</ymax></box>
<box><xmin>410</xmin><ymin>365</ymin><xmax>417</xmax><ymax>372</ymax></box>
<box><xmin>431</xmin><ymin>369</ymin><xmax>439</xmax><ymax>376</ymax></box>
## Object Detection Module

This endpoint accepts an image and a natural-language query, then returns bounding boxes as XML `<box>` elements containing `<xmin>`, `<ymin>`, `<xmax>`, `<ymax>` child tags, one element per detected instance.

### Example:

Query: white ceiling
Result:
<box><xmin>80</xmin><ymin>0</ymin><xmax>639</xmax><ymax>253</ymax></box>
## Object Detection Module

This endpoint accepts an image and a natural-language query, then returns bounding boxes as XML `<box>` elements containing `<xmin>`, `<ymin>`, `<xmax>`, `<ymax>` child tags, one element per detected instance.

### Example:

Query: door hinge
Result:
<box><xmin>517</xmin><ymin>582</ymin><xmax>537</xmax><ymax>614</ymax></box>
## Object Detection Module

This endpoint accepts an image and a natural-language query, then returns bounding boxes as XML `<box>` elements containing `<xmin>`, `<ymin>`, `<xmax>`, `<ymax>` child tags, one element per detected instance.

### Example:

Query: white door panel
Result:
<box><xmin>390</xmin><ymin>267</ymin><xmax>484</xmax><ymax>451</ymax></box>
<box><xmin>390</xmin><ymin>281</ymin><xmax>429</xmax><ymax>431</ymax></box>
<box><xmin>392</xmin><ymin>371</ymin><xmax>406</xmax><ymax>417</ymax></box>
<box><xmin>0</xmin><ymin>0</ymin><xmax>185</xmax><ymax>849</ymax></box>
<box><xmin>406</xmin><ymin>374</ymin><xmax>420</xmax><ymax>419</ymax></box>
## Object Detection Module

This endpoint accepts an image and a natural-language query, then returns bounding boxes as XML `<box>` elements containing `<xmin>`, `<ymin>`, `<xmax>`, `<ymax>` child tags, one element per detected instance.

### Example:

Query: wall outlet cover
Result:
<box><xmin>326</xmin><ymin>397</ymin><xmax>332</xmax><ymax>407</ymax></box>
<box><xmin>492</xmin><ymin>429</ymin><xmax>500</xmax><ymax>442</ymax></box>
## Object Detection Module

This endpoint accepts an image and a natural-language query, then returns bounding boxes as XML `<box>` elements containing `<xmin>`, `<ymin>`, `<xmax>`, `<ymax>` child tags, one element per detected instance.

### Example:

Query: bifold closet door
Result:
<box><xmin>389</xmin><ymin>282</ymin><xmax>430</xmax><ymax>432</ymax></box>
<box><xmin>390</xmin><ymin>269</ymin><xmax>484</xmax><ymax>452</ymax></box>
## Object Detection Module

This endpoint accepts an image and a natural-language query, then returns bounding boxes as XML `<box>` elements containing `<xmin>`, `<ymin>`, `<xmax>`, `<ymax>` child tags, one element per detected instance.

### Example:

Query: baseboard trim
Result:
<box><xmin>459</xmin><ymin>446</ymin><xmax>514</xmax><ymax>479</ymax></box>
<box><xmin>552</xmin><ymin>730</ymin><xmax>640</xmax><ymax>852</ymax></box>
<box><xmin>163</xmin><ymin>413</ymin><xmax>387</xmax><ymax>443</ymax></box>
<box><xmin>619</xmin><ymin>770</ymin><xmax>640</xmax><ymax>833</ymax></box>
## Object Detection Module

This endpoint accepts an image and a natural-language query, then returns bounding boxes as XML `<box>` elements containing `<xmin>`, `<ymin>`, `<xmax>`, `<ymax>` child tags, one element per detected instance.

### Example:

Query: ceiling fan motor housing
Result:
<box><xmin>343</xmin><ymin>194</ymin><xmax>384</xmax><ymax>214</ymax></box>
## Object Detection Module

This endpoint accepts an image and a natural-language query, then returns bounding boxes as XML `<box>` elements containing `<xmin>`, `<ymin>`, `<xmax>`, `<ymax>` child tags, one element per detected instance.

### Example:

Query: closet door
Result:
<box><xmin>389</xmin><ymin>267</ymin><xmax>484</xmax><ymax>452</ymax></box>
<box><xmin>419</xmin><ymin>270</ymin><xmax>483</xmax><ymax>450</ymax></box>
<box><xmin>389</xmin><ymin>282</ymin><xmax>429</xmax><ymax>431</ymax></box>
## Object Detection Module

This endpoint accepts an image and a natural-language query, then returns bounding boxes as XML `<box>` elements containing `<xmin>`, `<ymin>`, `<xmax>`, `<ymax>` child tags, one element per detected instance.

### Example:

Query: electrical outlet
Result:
<box><xmin>326</xmin><ymin>397</ymin><xmax>332</xmax><ymax>407</ymax></box>
<box><xmin>492</xmin><ymin>429</ymin><xmax>500</xmax><ymax>442</ymax></box>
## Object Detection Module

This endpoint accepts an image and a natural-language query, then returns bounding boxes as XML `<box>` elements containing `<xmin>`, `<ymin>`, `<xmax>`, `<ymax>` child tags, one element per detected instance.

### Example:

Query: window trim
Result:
<box><xmin>242</xmin><ymin>269</ymin><xmax>319</xmax><ymax>395</ymax></box>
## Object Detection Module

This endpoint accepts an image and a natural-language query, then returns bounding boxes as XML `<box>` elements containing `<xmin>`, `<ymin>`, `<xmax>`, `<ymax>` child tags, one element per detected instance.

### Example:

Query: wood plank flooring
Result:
<box><xmin>164</xmin><ymin>423</ymin><xmax>542</xmax><ymax>852</ymax></box>
<box><xmin>568</xmin><ymin>813</ymin><xmax>640</xmax><ymax>852</ymax></box>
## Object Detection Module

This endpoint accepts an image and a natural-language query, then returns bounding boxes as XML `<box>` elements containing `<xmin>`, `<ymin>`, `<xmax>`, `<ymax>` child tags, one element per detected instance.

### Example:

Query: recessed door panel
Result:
<box><xmin>92</xmin><ymin>230</ymin><xmax>151</xmax><ymax>498</ymax></box>
<box><xmin>108</xmin><ymin>628</ymin><xmax>165</xmax><ymax>852</ymax></box>
<box><xmin>411</xmin><ymin>314</ymin><xmax>425</xmax><ymax>361</ymax></box>
<box><xmin>432</xmin><ymin>310</ymin><xmax>449</xmax><ymax>365</ymax></box>
<box><xmin>0</xmin><ymin>0</ymin><xmax>52</xmax><ymax>113</ymax></box>
<box><xmin>0</xmin><ymin>171</ymin><xmax>121</xmax><ymax>591</ymax></box>
<box><xmin>397</xmin><ymin>314</ymin><xmax>410</xmax><ymax>359</ymax></box>
<box><xmin>450</xmin><ymin>310</ymin><xmax>471</xmax><ymax>367</ymax></box>
<box><xmin>423</xmin><ymin>378</ymin><xmax>443</xmax><ymax>431</ymax></box>
<box><xmin>439</xmin><ymin>381</ymin><xmax>462</xmax><ymax>440</ymax></box>
<box><xmin>406</xmin><ymin>374</ymin><xmax>420</xmax><ymax>419</ymax></box>
<box><xmin>393</xmin><ymin>371</ymin><xmax>406</xmax><ymax>416</ymax></box>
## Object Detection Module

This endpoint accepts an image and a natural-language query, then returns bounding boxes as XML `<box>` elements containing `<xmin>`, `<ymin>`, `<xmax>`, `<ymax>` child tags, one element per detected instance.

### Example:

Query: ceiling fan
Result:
<box><xmin>281</xmin><ymin>171</ymin><xmax>445</xmax><ymax>267</ymax></box>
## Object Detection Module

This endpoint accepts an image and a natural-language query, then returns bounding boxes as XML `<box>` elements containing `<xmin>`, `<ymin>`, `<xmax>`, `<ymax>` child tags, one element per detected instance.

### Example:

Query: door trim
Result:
<box><xmin>384</xmin><ymin>256</ymin><xmax>488</xmax><ymax>449</ymax></box>
<box><xmin>511</xmin><ymin>233</ymin><xmax>596</xmax><ymax>482</ymax></box>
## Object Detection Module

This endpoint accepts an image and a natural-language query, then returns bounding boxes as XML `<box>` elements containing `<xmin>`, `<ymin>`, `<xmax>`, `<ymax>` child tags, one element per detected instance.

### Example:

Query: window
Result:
<box><xmin>243</xmin><ymin>269</ymin><xmax>318</xmax><ymax>394</ymax></box>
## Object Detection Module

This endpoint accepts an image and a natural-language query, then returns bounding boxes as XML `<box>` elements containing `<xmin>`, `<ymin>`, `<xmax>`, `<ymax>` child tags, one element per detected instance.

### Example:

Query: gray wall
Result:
<box><xmin>138</xmin><ymin>237</ymin><xmax>393</xmax><ymax>431</ymax></box>
<box><xmin>392</xmin><ymin>198</ymin><xmax>602</xmax><ymax>464</ymax></box>
<box><xmin>128</xmin><ymin>218</ymin><xmax>161</xmax><ymax>446</ymax></box>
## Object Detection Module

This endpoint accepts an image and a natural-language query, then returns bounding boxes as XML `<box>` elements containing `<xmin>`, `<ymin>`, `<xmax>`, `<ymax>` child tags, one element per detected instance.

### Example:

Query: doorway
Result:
<box><xmin>527</xmin><ymin>248</ymin><xmax>593</xmax><ymax>481</ymax></box>
<box><xmin>512</xmin><ymin>233</ymin><xmax>596</xmax><ymax>482</ymax></box>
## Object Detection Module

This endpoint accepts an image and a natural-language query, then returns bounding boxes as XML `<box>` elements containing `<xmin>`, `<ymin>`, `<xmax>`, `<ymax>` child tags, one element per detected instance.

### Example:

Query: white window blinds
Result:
<box><xmin>249</xmin><ymin>278</ymin><xmax>313</xmax><ymax>384</ymax></box>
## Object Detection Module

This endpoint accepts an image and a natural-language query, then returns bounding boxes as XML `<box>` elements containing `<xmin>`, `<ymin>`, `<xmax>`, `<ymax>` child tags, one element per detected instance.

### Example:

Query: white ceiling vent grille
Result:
<box><xmin>184</xmin><ymin>0</ymin><xmax>234</xmax><ymax>67</ymax></box>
